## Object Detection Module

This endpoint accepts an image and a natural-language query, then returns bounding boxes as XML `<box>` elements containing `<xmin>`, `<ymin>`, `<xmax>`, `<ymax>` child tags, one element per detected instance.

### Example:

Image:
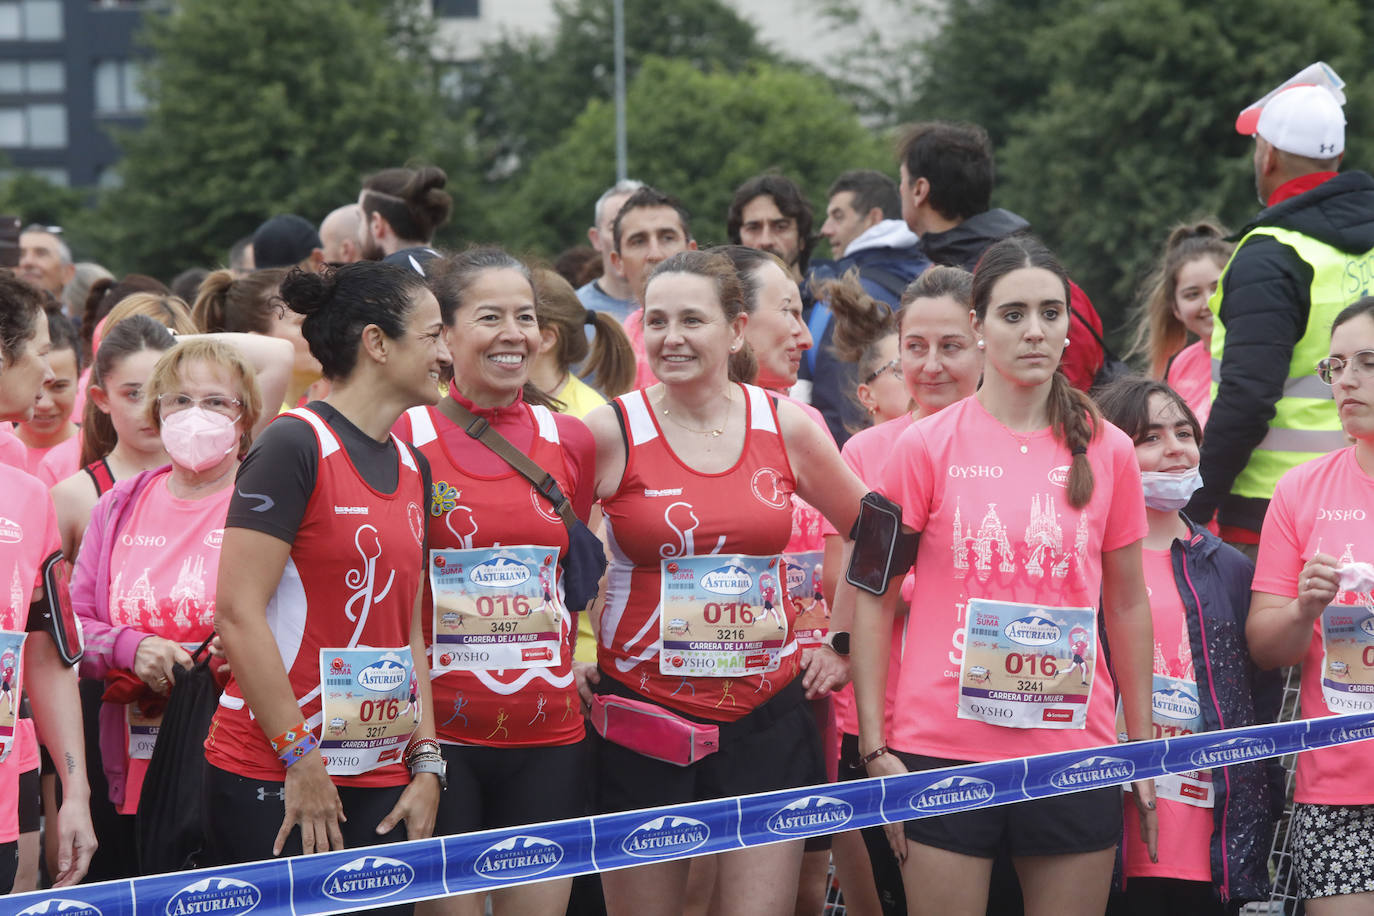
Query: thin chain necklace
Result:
<box><xmin>657</xmin><ymin>390</ymin><xmax>733</xmax><ymax>438</ymax></box>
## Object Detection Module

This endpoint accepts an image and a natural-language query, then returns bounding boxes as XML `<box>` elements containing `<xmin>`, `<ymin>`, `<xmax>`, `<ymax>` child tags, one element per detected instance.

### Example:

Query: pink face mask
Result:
<box><xmin>160</xmin><ymin>407</ymin><xmax>239</xmax><ymax>472</ymax></box>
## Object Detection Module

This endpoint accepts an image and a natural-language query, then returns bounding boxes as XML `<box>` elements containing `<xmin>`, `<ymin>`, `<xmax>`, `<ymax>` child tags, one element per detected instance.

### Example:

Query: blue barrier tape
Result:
<box><xmin>14</xmin><ymin>711</ymin><xmax>1374</xmax><ymax>916</ymax></box>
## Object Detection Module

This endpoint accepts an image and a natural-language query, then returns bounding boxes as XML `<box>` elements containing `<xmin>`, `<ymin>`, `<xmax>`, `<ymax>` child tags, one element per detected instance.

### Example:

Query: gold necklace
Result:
<box><xmin>658</xmin><ymin>391</ymin><xmax>732</xmax><ymax>438</ymax></box>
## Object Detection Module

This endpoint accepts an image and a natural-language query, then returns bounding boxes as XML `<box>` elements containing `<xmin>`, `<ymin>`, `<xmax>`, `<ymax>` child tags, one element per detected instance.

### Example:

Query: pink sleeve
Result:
<box><xmin>1101</xmin><ymin>431</ymin><xmax>1148</xmax><ymax>552</ymax></box>
<box><xmin>72</xmin><ymin>492</ymin><xmax>149</xmax><ymax>679</ymax></box>
<box><xmin>820</xmin><ymin>437</ymin><xmax>867</xmax><ymax>538</ymax></box>
<box><xmin>879</xmin><ymin>425</ymin><xmax>933</xmax><ymax>533</ymax></box>
<box><xmin>1252</xmin><ymin>476</ymin><xmax>1301</xmax><ymax>598</ymax></box>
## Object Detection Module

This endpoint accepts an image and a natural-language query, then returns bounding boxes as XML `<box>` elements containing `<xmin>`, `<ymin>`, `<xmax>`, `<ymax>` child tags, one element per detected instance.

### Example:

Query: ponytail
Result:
<box><xmin>581</xmin><ymin>310</ymin><xmax>636</xmax><ymax>398</ymax></box>
<box><xmin>728</xmin><ymin>342</ymin><xmax>758</xmax><ymax>385</ymax></box>
<box><xmin>1047</xmin><ymin>371</ymin><xmax>1100</xmax><ymax>509</ymax></box>
<box><xmin>821</xmin><ymin>269</ymin><xmax>895</xmax><ymax>364</ymax></box>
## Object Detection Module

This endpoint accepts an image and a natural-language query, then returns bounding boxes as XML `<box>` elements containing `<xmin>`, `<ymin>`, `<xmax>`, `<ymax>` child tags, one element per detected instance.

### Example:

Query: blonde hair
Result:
<box><xmin>103</xmin><ymin>293</ymin><xmax>198</xmax><ymax>337</ymax></box>
<box><xmin>1127</xmin><ymin>220</ymin><xmax>1232</xmax><ymax>378</ymax></box>
<box><xmin>143</xmin><ymin>338</ymin><xmax>263</xmax><ymax>458</ymax></box>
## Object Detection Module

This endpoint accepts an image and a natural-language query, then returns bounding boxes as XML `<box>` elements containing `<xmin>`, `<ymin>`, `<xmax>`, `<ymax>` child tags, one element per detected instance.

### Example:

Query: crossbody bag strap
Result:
<box><xmin>442</xmin><ymin>400</ymin><xmax>578</xmax><ymax>531</ymax></box>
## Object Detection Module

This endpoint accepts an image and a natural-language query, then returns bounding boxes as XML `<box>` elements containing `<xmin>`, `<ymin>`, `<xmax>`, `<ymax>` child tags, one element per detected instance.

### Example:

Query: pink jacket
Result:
<box><xmin>72</xmin><ymin>466</ymin><xmax>169</xmax><ymax>808</ymax></box>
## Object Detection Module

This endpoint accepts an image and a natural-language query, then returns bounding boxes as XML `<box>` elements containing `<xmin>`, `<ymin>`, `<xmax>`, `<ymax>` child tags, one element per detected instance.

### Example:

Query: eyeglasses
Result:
<box><xmin>157</xmin><ymin>393</ymin><xmax>242</xmax><ymax>418</ymax></box>
<box><xmin>1316</xmin><ymin>349</ymin><xmax>1374</xmax><ymax>385</ymax></box>
<box><xmin>862</xmin><ymin>358</ymin><xmax>902</xmax><ymax>386</ymax></box>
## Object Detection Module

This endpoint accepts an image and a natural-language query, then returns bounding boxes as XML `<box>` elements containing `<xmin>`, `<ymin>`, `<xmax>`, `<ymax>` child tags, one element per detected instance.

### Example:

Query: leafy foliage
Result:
<box><xmin>459</xmin><ymin>0</ymin><xmax>775</xmax><ymax>179</ymax></box>
<box><xmin>813</xmin><ymin>0</ymin><xmax>1374</xmax><ymax>341</ymax></box>
<box><xmin>96</xmin><ymin>0</ymin><xmax>472</xmax><ymax>279</ymax></box>
<box><xmin>487</xmin><ymin>56</ymin><xmax>892</xmax><ymax>257</ymax></box>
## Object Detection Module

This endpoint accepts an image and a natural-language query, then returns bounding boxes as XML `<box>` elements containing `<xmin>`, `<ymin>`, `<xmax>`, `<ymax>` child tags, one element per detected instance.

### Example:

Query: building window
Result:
<box><xmin>0</xmin><ymin>102</ymin><xmax>67</xmax><ymax>148</ymax></box>
<box><xmin>0</xmin><ymin>0</ymin><xmax>64</xmax><ymax>39</ymax></box>
<box><xmin>94</xmin><ymin>59</ymin><xmax>146</xmax><ymax>114</ymax></box>
<box><xmin>433</xmin><ymin>0</ymin><xmax>479</xmax><ymax>17</ymax></box>
<box><xmin>0</xmin><ymin>60</ymin><xmax>65</xmax><ymax>93</ymax></box>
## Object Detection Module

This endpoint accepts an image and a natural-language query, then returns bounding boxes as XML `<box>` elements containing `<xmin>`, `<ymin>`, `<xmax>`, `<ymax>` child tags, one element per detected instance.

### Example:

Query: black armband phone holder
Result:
<box><xmin>26</xmin><ymin>551</ymin><xmax>83</xmax><ymax>666</ymax></box>
<box><xmin>846</xmin><ymin>492</ymin><xmax>919</xmax><ymax>595</ymax></box>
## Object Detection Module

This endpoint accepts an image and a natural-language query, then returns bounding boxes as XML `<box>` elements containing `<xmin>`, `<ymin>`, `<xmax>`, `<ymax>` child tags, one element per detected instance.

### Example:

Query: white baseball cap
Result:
<box><xmin>1235</xmin><ymin>62</ymin><xmax>1347</xmax><ymax>158</ymax></box>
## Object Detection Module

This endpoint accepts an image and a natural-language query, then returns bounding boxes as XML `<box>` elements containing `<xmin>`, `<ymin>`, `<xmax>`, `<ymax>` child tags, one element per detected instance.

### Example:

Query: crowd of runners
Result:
<box><xmin>0</xmin><ymin>60</ymin><xmax>1372</xmax><ymax>916</ymax></box>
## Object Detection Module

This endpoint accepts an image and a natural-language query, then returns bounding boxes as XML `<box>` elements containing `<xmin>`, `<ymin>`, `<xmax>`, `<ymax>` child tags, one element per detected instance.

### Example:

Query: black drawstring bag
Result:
<box><xmin>135</xmin><ymin>634</ymin><xmax>221</xmax><ymax>874</ymax></box>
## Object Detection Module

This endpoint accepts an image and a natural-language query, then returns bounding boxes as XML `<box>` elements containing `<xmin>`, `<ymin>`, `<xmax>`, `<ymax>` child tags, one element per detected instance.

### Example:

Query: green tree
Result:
<box><xmin>998</xmin><ymin>0</ymin><xmax>1374</xmax><ymax>317</ymax></box>
<box><xmin>462</xmin><ymin>0</ymin><xmax>776</xmax><ymax>179</ymax></box>
<box><xmin>96</xmin><ymin>0</ymin><xmax>471</xmax><ymax>279</ymax></box>
<box><xmin>0</xmin><ymin>170</ymin><xmax>87</xmax><ymax>232</ymax></box>
<box><xmin>813</xmin><ymin>0</ymin><xmax>1374</xmax><ymax>340</ymax></box>
<box><xmin>489</xmin><ymin>56</ymin><xmax>891</xmax><ymax>257</ymax></box>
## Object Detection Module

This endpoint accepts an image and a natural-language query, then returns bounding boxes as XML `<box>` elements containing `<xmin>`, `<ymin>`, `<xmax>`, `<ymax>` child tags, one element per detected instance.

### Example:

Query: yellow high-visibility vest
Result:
<box><xmin>1209</xmin><ymin>226</ymin><xmax>1370</xmax><ymax>499</ymax></box>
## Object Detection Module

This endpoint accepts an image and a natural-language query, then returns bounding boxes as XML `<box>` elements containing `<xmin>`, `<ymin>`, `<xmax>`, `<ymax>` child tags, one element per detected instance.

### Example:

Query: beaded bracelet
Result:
<box><xmin>405</xmin><ymin>737</ymin><xmax>441</xmax><ymax>766</ymax></box>
<box><xmin>278</xmin><ymin>731</ymin><xmax>319</xmax><ymax>769</ymax></box>
<box><xmin>269</xmin><ymin>721</ymin><xmax>313</xmax><ymax>755</ymax></box>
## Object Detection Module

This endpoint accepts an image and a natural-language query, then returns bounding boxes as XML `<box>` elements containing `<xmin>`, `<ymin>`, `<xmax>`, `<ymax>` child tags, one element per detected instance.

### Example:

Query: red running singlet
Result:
<box><xmin>205</xmin><ymin>407</ymin><xmax>426</xmax><ymax>786</ymax></box>
<box><xmin>399</xmin><ymin>404</ymin><xmax>583</xmax><ymax>748</ymax></box>
<box><xmin>599</xmin><ymin>383</ymin><xmax>801</xmax><ymax>721</ymax></box>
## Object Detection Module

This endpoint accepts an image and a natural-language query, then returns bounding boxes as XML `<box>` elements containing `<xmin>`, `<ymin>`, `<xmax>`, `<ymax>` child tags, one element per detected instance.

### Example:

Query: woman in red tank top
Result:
<box><xmin>578</xmin><ymin>250</ymin><xmax>868</xmax><ymax>916</ymax></box>
<box><xmin>209</xmin><ymin>262</ymin><xmax>451</xmax><ymax>865</ymax></box>
<box><xmin>394</xmin><ymin>249</ymin><xmax>597</xmax><ymax>916</ymax></box>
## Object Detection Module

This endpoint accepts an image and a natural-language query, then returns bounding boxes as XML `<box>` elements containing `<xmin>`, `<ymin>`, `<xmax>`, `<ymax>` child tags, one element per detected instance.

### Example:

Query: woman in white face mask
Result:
<box><xmin>71</xmin><ymin>339</ymin><xmax>265</xmax><ymax>862</ymax></box>
<box><xmin>1094</xmin><ymin>375</ymin><xmax>1279</xmax><ymax>914</ymax></box>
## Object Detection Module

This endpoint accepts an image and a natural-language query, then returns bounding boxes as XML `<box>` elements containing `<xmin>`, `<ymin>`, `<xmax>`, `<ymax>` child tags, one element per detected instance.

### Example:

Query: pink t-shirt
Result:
<box><xmin>35</xmin><ymin>433</ymin><xmax>82</xmax><ymax>488</ymax></box>
<box><xmin>1123</xmin><ymin>547</ymin><xmax>1212</xmax><ymax>882</ymax></box>
<box><xmin>879</xmin><ymin>396</ymin><xmax>1147</xmax><ymax>760</ymax></box>
<box><xmin>778</xmin><ymin>394</ymin><xmax>835</xmax><ymax>553</ymax></box>
<box><xmin>1253</xmin><ymin>447</ymin><xmax>1374</xmax><ymax>805</ymax></box>
<box><xmin>0</xmin><ymin>464</ymin><xmax>58</xmax><ymax>840</ymax></box>
<box><xmin>1167</xmin><ymin>340</ymin><xmax>1212</xmax><ymax>430</ymax></box>
<box><xmin>828</xmin><ymin>414</ymin><xmax>916</xmax><ymax>737</ymax></box>
<box><xmin>0</xmin><ymin>426</ymin><xmax>28</xmax><ymax>471</ymax></box>
<box><xmin>107</xmin><ymin>469</ymin><xmax>227</xmax><ymax>813</ymax></box>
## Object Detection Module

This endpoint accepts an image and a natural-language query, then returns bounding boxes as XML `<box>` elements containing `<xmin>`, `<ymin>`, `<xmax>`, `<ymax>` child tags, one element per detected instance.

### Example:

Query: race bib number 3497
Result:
<box><xmin>429</xmin><ymin>546</ymin><xmax>564</xmax><ymax>672</ymax></box>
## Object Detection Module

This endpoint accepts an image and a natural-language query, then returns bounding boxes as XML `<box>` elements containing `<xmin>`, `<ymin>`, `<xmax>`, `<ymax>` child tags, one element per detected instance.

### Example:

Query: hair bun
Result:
<box><xmin>1166</xmin><ymin>219</ymin><xmax>1227</xmax><ymax>251</ymax></box>
<box><xmin>279</xmin><ymin>267</ymin><xmax>332</xmax><ymax>317</ymax></box>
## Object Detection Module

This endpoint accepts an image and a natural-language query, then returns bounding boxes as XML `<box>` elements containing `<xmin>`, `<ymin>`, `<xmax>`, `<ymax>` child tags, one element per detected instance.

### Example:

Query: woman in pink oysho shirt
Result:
<box><xmin>823</xmin><ymin>265</ymin><xmax>984</xmax><ymax>916</ymax></box>
<box><xmin>1248</xmin><ymin>297</ymin><xmax>1374</xmax><ymax>908</ymax></box>
<box><xmin>16</xmin><ymin>310</ymin><xmax>81</xmax><ymax>482</ymax></box>
<box><xmin>0</xmin><ymin>273</ymin><xmax>96</xmax><ymax>891</ymax></box>
<box><xmin>1126</xmin><ymin>222</ymin><xmax>1233</xmax><ymax>429</ymax></box>
<box><xmin>851</xmin><ymin>236</ymin><xmax>1158</xmax><ymax>916</ymax></box>
<box><xmin>72</xmin><ymin>339</ymin><xmax>264</xmax><ymax>875</ymax></box>
<box><xmin>1095</xmin><ymin>376</ymin><xmax>1276</xmax><ymax>914</ymax></box>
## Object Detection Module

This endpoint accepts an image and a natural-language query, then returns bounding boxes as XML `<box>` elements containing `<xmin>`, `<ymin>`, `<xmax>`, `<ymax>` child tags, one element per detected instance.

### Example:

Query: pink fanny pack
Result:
<box><xmin>589</xmin><ymin>693</ymin><xmax>720</xmax><ymax>766</ymax></box>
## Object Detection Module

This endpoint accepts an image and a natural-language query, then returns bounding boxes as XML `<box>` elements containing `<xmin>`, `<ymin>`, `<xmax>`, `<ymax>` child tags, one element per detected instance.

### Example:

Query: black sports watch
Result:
<box><xmin>826</xmin><ymin>631</ymin><xmax>851</xmax><ymax>656</ymax></box>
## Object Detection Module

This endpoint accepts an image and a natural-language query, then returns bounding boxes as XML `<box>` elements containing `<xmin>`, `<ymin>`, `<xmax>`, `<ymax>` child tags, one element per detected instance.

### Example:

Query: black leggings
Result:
<box><xmin>202</xmin><ymin>763</ymin><xmax>410</xmax><ymax>862</ymax></box>
<box><xmin>0</xmin><ymin>840</ymin><xmax>16</xmax><ymax>895</ymax></box>
<box><xmin>202</xmin><ymin>765</ymin><xmax>414</xmax><ymax>914</ymax></box>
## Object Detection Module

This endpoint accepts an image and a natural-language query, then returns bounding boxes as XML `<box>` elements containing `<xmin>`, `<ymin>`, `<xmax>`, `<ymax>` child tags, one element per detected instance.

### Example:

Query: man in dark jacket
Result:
<box><xmin>1186</xmin><ymin>65</ymin><xmax>1374</xmax><ymax>551</ymax></box>
<box><xmin>896</xmin><ymin>121</ymin><xmax>1107</xmax><ymax>392</ymax></box>
<box><xmin>804</xmin><ymin>170</ymin><xmax>930</xmax><ymax>444</ymax></box>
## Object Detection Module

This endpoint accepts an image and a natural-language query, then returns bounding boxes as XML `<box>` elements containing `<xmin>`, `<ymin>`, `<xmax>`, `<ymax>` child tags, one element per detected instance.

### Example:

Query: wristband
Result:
<box><xmin>408</xmin><ymin>752</ymin><xmax>447</xmax><ymax>789</ymax></box>
<box><xmin>278</xmin><ymin>731</ymin><xmax>319</xmax><ymax>768</ymax></box>
<box><xmin>270</xmin><ymin>721</ymin><xmax>313</xmax><ymax>755</ymax></box>
<box><xmin>859</xmin><ymin>745</ymin><xmax>889</xmax><ymax>767</ymax></box>
<box><xmin>405</xmin><ymin>737</ymin><xmax>441</xmax><ymax>766</ymax></box>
